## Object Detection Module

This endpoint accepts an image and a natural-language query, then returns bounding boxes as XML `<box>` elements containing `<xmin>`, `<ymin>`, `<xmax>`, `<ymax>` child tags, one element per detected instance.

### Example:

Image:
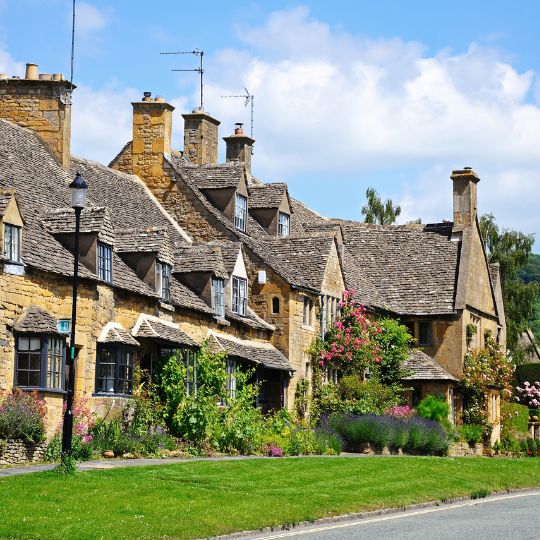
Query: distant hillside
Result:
<box><xmin>520</xmin><ymin>253</ymin><xmax>540</xmax><ymax>340</ymax></box>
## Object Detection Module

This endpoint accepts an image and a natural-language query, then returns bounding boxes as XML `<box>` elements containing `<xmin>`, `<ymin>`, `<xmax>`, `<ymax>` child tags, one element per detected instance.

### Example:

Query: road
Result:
<box><xmin>245</xmin><ymin>491</ymin><xmax>540</xmax><ymax>540</ymax></box>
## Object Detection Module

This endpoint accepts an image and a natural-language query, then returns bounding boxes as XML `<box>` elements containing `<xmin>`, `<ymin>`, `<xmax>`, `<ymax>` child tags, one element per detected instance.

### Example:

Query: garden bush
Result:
<box><xmin>458</xmin><ymin>424</ymin><xmax>485</xmax><ymax>445</ymax></box>
<box><xmin>416</xmin><ymin>395</ymin><xmax>449</xmax><ymax>423</ymax></box>
<box><xmin>287</xmin><ymin>426</ymin><xmax>320</xmax><ymax>455</ymax></box>
<box><xmin>501</xmin><ymin>401</ymin><xmax>529</xmax><ymax>437</ymax></box>
<box><xmin>329</xmin><ymin>413</ymin><xmax>447</xmax><ymax>455</ymax></box>
<box><xmin>313</xmin><ymin>429</ymin><xmax>343</xmax><ymax>455</ymax></box>
<box><xmin>0</xmin><ymin>389</ymin><xmax>47</xmax><ymax>443</ymax></box>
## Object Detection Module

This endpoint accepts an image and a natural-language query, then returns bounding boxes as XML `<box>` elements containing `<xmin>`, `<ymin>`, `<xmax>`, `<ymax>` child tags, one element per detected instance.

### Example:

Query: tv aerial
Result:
<box><xmin>161</xmin><ymin>49</ymin><xmax>205</xmax><ymax>110</ymax></box>
<box><xmin>221</xmin><ymin>87</ymin><xmax>255</xmax><ymax>139</ymax></box>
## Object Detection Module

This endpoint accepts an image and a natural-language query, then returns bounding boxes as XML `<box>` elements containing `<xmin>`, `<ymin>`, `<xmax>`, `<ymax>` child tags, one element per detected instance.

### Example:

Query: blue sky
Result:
<box><xmin>1</xmin><ymin>1</ymin><xmax>540</xmax><ymax>245</ymax></box>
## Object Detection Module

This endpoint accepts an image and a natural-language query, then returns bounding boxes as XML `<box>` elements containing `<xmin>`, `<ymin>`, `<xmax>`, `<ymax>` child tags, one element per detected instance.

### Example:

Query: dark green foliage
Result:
<box><xmin>313</xmin><ymin>430</ymin><xmax>343</xmax><ymax>455</ymax></box>
<box><xmin>416</xmin><ymin>395</ymin><xmax>449</xmax><ymax>423</ymax></box>
<box><xmin>479</xmin><ymin>213</ymin><xmax>537</xmax><ymax>357</ymax></box>
<box><xmin>371</xmin><ymin>318</ymin><xmax>413</xmax><ymax>385</ymax></box>
<box><xmin>515</xmin><ymin>363</ymin><xmax>540</xmax><ymax>386</ymax></box>
<box><xmin>361</xmin><ymin>187</ymin><xmax>401</xmax><ymax>225</ymax></box>
<box><xmin>54</xmin><ymin>454</ymin><xmax>77</xmax><ymax>476</ymax></box>
<box><xmin>520</xmin><ymin>254</ymin><xmax>540</xmax><ymax>340</ymax></box>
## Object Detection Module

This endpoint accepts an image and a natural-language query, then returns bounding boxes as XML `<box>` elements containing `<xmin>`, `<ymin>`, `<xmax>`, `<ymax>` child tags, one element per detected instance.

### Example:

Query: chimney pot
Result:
<box><xmin>25</xmin><ymin>63</ymin><xmax>38</xmax><ymax>80</ymax></box>
<box><xmin>142</xmin><ymin>91</ymin><xmax>152</xmax><ymax>101</ymax></box>
<box><xmin>0</xmin><ymin>74</ymin><xmax>8</xmax><ymax>80</ymax></box>
<box><xmin>234</xmin><ymin>122</ymin><xmax>244</xmax><ymax>135</ymax></box>
<box><xmin>155</xmin><ymin>95</ymin><xmax>165</xmax><ymax>103</ymax></box>
<box><xmin>38</xmin><ymin>74</ymin><xmax>52</xmax><ymax>81</ymax></box>
<box><xmin>52</xmin><ymin>73</ymin><xmax>64</xmax><ymax>81</ymax></box>
<box><xmin>192</xmin><ymin>107</ymin><xmax>204</xmax><ymax>113</ymax></box>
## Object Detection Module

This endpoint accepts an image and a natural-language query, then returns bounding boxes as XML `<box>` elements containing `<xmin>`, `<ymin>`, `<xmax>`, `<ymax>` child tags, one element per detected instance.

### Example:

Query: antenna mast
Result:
<box><xmin>221</xmin><ymin>87</ymin><xmax>254</xmax><ymax>138</ymax></box>
<box><xmin>161</xmin><ymin>49</ymin><xmax>204</xmax><ymax>109</ymax></box>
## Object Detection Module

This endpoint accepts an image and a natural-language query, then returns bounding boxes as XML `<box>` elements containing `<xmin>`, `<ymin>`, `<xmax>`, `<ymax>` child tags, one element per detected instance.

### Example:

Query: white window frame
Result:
<box><xmin>212</xmin><ymin>277</ymin><xmax>225</xmax><ymax>318</ymax></box>
<box><xmin>97</xmin><ymin>242</ymin><xmax>113</xmax><ymax>283</ymax></box>
<box><xmin>278</xmin><ymin>212</ymin><xmax>290</xmax><ymax>237</ymax></box>
<box><xmin>156</xmin><ymin>261</ymin><xmax>171</xmax><ymax>302</ymax></box>
<box><xmin>3</xmin><ymin>223</ymin><xmax>20</xmax><ymax>262</ymax></box>
<box><xmin>234</xmin><ymin>193</ymin><xmax>247</xmax><ymax>231</ymax></box>
<box><xmin>232</xmin><ymin>276</ymin><xmax>247</xmax><ymax>316</ymax></box>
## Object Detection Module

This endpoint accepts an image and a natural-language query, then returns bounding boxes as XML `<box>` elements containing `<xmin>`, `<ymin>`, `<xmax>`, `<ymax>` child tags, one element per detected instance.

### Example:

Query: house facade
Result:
<box><xmin>0</xmin><ymin>63</ymin><xmax>505</xmax><ymax>438</ymax></box>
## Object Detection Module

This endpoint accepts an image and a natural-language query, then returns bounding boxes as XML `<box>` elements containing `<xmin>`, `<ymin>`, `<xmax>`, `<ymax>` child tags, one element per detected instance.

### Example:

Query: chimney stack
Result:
<box><xmin>131</xmin><ymin>92</ymin><xmax>175</xmax><ymax>191</ymax></box>
<box><xmin>182</xmin><ymin>108</ymin><xmax>220</xmax><ymax>165</ymax></box>
<box><xmin>223</xmin><ymin>122</ymin><xmax>255</xmax><ymax>175</ymax></box>
<box><xmin>450</xmin><ymin>167</ymin><xmax>480</xmax><ymax>227</ymax></box>
<box><xmin>0</xmin><ymin>63</ymin><xmax>74</xmax><ymax>169</ymax></box>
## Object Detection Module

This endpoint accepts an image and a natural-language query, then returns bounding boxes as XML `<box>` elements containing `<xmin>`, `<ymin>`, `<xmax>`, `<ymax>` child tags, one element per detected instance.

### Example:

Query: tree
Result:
<box><xmin>361</xmin><ymin>187</ymin><xmax>401</xmax><ymax>225</ymax></box>
<box><xmin>479</xmin><ymin>213</ymin><xmax>538</xmax><ymax>358</ymax></box>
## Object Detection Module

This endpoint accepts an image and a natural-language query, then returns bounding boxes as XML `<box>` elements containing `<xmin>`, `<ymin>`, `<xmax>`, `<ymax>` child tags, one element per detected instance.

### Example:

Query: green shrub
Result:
<box><xmin>0</xmin><ymin>390</ymin><xmax>47</xmax><ymax>443</ymax></box>
<box><xmin>287</xmin><ymin>427</ymin><xmax>319</xmax><ymax>455</ymax></box>
<box><xmin>529</xmin><ymin>408</ymin><xmax>540</xmax><ymax>419</ymax></box>
<box><xmin>313</xmin><ymin>429</ymin><xmax>342</xmax><ymax>455</ymax></box>
<box><xmin>217</xmin><ymin>403</ymin><xmax>264</xmax><ymax>455</ymax></box>
<box><xmin>459</xmin><ymin>424</ymin><xmax>485</xmax><ymax>445</ymax></box>
<box><xmin>515</xmin><ymin>363</ymin><xmax>540</xmax><ymax>386</ymax></box>
<box><xmin>416</xmin><ymin>395</ymin><xmax>449</xmax><ymax>423</ymax></box>
<box><xmin>501</xmin><ymin>401</ymin><xmax>529</xmax><ymax>436</ymax></box>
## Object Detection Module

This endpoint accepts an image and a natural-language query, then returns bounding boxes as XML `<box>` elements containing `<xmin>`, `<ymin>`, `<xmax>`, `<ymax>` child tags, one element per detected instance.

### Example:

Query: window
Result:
<box><xmin>232</xmin><ymin>276</ymin><xmax>247</xmax><ymax>316</ymax></box>
<box><xmin>418</xmin><ymin>321</ymin><xmax>433</xmax><ymax>346</ymax></box>
<box><xmin>3</xmin><ymin>224</ymin><xmax>20</xmax><ymax>262</ymax></box>
<box><xmin>303</xmin><ymin>296</ymin><xmax>313</xmax><ymax>326</ymax></box>
<box><xmin>156</xmin><ymin>262</ymin><xmax>171</xmax><ymax>301</ymax></box>
<box><xmin>234</xmin><ymin>193</ymin><xmax>247</xmax><ymax>231</ymax></box>
<box><xmin>226</xmin><ymin>358</ymin><xmax>237</xmax><ymax>399</ymax></box>
<box><xmin>97</xmin><ymin>243</ymin><xmax>112</xmax><ymax>283</ymax></box>
<box><xmin>404</xmin><ymin>321</ymin><xmax>415</xmax><ymax>339</ymax></box>
<box><xmin>212</xmin><ymin>278</ymin><xmax>225</xmax><ymax>318</ymax></box>
<box><xmin>159</xmin><ymin>347</ymin><xmax>198</xmax><ymax>396</ymax></box>
<box><xmin>15</xmin><ymin>335</ymin><xmax>65</xmax><ymax>390</ymax></box>
<box><xmin>96</xmin><ymin>346</ymin><xmax>134</xmax><ymax>395</ymax></box>
<box><xmin>272</xmin><ymin>297</ymin><xmax>280</xmax><ymax>314</ymax></box>
<box><xmin>278</xmin><ymin>212</ymin><xmax>290</xmax><ymax>237</ymax></box>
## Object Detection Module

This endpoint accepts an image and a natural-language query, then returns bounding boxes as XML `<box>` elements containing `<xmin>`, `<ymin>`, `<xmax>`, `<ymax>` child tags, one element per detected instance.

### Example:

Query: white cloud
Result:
<box><xmin>76</xmin><ymin>2</ymin><xmax>107</xmax><ymax>35</ymax></box>
<box><xmin>0</xmin><ymin>47</ymin><xmax>24</xmax><ymax>77</ymax></box>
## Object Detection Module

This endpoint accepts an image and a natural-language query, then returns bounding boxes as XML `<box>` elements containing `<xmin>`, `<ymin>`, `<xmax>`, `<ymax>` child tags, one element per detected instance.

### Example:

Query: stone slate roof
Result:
<box><xmin>43</xmin><ymin>206</ymin><xmax>115</xmax><ymax>244</ymax></box>
<box><xmin>98</xmin><ymin>324</ymin><xmax>140</xmax><ymax>347</ymax></box>
<box><xmin>184</xmin><ymin>162</ymin><xmax>244</xmax><ymax>190</ymax></box>
<box><xmin>169</xmin><ymin>278</ymin><xmax>215</xmax><ymax>315</ymax></box>
<box><xmin>225</xmin><ymin>307</ymin><xmax>275</xmax><ymax>331</ymax></box>
<box><xmin>13</xmin><ymin>305</ymin><xmax>61</xmax><ymax>335</ymax></box>
<box><xmin>205</xmin><ymin>240</ymin><xmax>241</xmax><ymax>274</ymax></box>
<box><xmin>289</xmin><ymin>198</ymin><xmax>326</xmax><ymax>236</ymax></box>
<box><xmin>248</xmin><ymin>183</ymin><xmax>288</xmax><ymax>209</ymax></box>
<box><xmin>253</xmin><ymin>235</ymin><xmax>335</xmax><ymax>292</ymax></box>
<box><xmin>116</xmin><ymin>227</ymin><xmax>173</xmax><ymax>265</ymax></box>
<box><xmin>0</xmin><ymin>188</ymin><xmax>15</xmax><ymax>217</ymax></box>
<box><xmin>132</xmin><ymin>315</ymin><xmax>199</xmax><ymax>347</ymax></box>
<box><xmin>207</xmin><ymin>332</ymin><xmax>292</xmax><ymax>371</ymax></box>
<box><xmin>174</xmin><ymin>244</ymin><xmax>228</xmax><ymax>278</ymax></box>
<box><xmin>336</xmin><ymin>221</ymin><xmax>460</xmax><ymax>315</ymax></box>
<box><xmin>402</xmin><ymin>349</ymin><xmax>458</xmax><ymax>381</ymax></box>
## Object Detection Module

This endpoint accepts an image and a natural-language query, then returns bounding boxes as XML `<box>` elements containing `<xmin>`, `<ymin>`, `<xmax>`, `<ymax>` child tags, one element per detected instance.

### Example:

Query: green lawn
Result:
<box><xmin>1</xmin><ymin>457</ymin><xmax>540</xmax><ymax>539</ymax></box>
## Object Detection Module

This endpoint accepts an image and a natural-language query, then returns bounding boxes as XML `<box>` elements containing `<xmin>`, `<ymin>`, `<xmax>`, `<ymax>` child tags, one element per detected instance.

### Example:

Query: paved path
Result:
<box><xmin>0</xmin><ymin>452</ymin><xmax>369</xmax><ymax>477</ymax></box>
<box><xmin>242</xmin><ymin>490</ymin><xmax>540</xmax><ymax>540</ymax></box>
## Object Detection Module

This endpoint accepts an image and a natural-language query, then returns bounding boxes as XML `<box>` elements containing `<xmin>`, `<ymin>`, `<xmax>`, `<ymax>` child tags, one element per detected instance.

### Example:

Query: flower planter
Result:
<box><xmin>0</xmin><ymin>439</ymin><xmax>46</xmax><ymax>465</ymax></box>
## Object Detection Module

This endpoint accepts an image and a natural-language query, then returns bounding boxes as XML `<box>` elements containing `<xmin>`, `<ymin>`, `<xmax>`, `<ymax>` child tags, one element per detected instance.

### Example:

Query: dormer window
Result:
<box><xmin>212</xmin><ymin>277</ymin><xmax>225</xmax><ymax>318</ymax></box>
<box><xmin>156</xmin><ymin>261</ymin><xmax>171</xmax><ymax>302</ymax></box>
<box><xmin>278</xmin><ymin>212</ymin><xmax>290</xmax><ymax>237</ymax></box>
<box><xmin>97</xmin><ymin>242</ymin><xmax>112</xmax><ymax>283</ymax></box>
<box><xmin>232</xmin><ymin>276</ymin><xmax>247</xmax><ymax>316</ymax></box>
<box><xmin>3</xmin><ymin>223</ymin><xmax>20</xmax><ymax>262</ymax></box>
<box><xmin>235</xmin><ymin>193</ymin><xmax>247</xmax><ymax>231</ymax></box>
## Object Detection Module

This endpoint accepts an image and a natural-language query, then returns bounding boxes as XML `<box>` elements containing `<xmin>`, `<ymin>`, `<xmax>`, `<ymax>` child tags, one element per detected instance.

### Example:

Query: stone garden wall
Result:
<box><xmin>0</xmin><ymin>439</ymin><xmax>46</xmax><ymax>465</ymax></box>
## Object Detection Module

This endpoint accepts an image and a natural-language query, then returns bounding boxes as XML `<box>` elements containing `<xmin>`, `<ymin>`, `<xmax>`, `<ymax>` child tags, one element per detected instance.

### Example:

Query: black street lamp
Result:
<box><xmin>62</xmin><ymin>172</ymin><xmax>88</xmax><ymax>455</ymax></box>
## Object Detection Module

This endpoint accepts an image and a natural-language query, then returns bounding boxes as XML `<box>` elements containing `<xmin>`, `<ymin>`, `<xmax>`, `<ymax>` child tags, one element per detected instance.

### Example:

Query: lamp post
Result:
<box><xmin>62</xmin><ymin>172</ymin><xmax>88</xmax><ymax>455</ymax></box>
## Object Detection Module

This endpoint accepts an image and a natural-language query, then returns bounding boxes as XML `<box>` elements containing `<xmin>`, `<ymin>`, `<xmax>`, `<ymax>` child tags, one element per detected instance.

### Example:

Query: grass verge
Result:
<box><xmin>1</xmin><ymin>457</ymin><xmax>539</xmax><ymax>539</ymax></box>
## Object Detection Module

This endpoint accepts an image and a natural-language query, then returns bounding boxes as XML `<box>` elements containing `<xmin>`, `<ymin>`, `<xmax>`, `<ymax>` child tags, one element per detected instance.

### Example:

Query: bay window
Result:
<box><xmin>96</xmin><ymin>346</ymin><xmax>135</xmax><ymax>395</ymax></box>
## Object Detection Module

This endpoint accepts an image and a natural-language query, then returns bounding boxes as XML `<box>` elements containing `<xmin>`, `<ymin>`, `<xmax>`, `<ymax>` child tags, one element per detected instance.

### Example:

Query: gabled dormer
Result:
<box><xmin>248</xmin><ymin>183</ymin><xmax>291</xmax><ymax>237</ymax></box>
<box><xmin>115</xmin><ymin>227</ymin><xmax>173</xmax><ymax>301</ymax></box>
<box><xmin>43</xmin><ymin>206</ymin><xmax>114</xmax><ymax>282</ymax></box>
<box><xmin>187</xmin><ymin>162</ymin><xmax>249</xmax><ymax>231</ymax></box>
<box><xmin>173</xmin><ymin>244</ymin><xmax>229</xmax><ymax>317</ymax></box>
<box><xmin>0</xmin><ymin>189</ymin><xmax>25</xmax><ymax>271</ymax></box>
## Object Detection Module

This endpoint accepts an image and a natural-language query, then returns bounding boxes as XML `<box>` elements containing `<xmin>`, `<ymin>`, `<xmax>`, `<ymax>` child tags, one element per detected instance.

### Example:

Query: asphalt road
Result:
<box><xmin>245</xmin><ymin>491</ymin><xmax>540</xmax><ymax>540</ymax></box>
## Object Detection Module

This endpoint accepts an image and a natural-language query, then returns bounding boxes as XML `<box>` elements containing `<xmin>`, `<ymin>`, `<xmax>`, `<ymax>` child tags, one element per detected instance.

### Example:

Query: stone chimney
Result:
<box><xmin>131</xmin><ymin>92</ymin><xmax>174</xmax><ymax>192</ymax></box>
<box><xmin>0</xmin><ymin>63</ymin><xmax>74</xmax><ymax>169</ymax></box>
<box><xmin>182</xmin><ymin>107</ymin><xmax>220</xmax><ymax>165</ymax></box>
<box><xmin>450</xmin><ymin>167</ymin><xmax>480</xmax><ymax>226</ymax></box>
<box><xmin>223</xmin><ymin>123</ymin><xmax>255</xmax><ymax>175</ymax></box>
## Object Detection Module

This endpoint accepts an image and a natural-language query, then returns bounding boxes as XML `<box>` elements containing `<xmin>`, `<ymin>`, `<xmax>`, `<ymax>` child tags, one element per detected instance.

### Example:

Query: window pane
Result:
<box><xmin>118</xmin><ymin>349</ymin><xmax>134</xmax><ymax>395</ymax></box>
<box><xmin>418</xmin><ymin>321</ymin><xmax>432</xmax><ymax>345</ymax></box>
<box><xmin>161</xmin><ymin>264</ymin><xmax>171</xmax><ymax>302</ymax></box>
<box><xmin>212</xmin><ymin>278</ymin><xmax>224</xmax><ymax>317</ymax></box>
<box><xmin>4</xmin><ymin>224</ymin><xmax>20</xmax><ymax>262</ymax></box>
<box><xmin>278</xmin><ymin>212</ymin><xmax>290</xmax><ymax>237</ymax></box>
<box><xmin>232</xmin><ymin>277</ymin><xmax>247</xmax><ymax>315</ymax></box>
<box><xmin>18</xmin><ymin>337</ymin><xmax>30</xmax><ymax>351</ymax></box>
<box><xmin>234</xmin><ymin>194</ymin><xmax>247</xmax><ymax>231</ymax></box>
<box><xmin>47</xmin><ymin>337</ymin><xmax>65</xmax><ymax>389</ymax></box>
<box><xmin>97</xmin><ymin>349</ymin><xmax>116</xmax><ymax>393</ymax></box>
<box><xmin>97</xmin><ymin>243</ymin><xmax>113</xmax><ymax>283</ymax></box>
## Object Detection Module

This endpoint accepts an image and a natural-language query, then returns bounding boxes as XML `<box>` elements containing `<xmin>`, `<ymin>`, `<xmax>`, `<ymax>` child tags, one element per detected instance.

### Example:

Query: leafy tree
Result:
<box><xmin>479</xmin><ymin>213</ymin><xmax>537</xmax><ymax>357</ymax></box>
<box><xmin>519</xmin><ymin>254</ymin><xmax>540</xmax><ymax>340</ymax></box>
<box><xmin>361</xmin><ymin>187</ymin><xmax>401</xmax><ymax>225</ymax></box>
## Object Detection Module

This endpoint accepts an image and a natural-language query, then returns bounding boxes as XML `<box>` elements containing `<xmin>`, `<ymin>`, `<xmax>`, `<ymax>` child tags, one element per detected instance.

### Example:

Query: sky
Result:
<box><xmin>1</xmin><ymin>0</ymin><xmax>540</xmax><ymax>245</ymax></box>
